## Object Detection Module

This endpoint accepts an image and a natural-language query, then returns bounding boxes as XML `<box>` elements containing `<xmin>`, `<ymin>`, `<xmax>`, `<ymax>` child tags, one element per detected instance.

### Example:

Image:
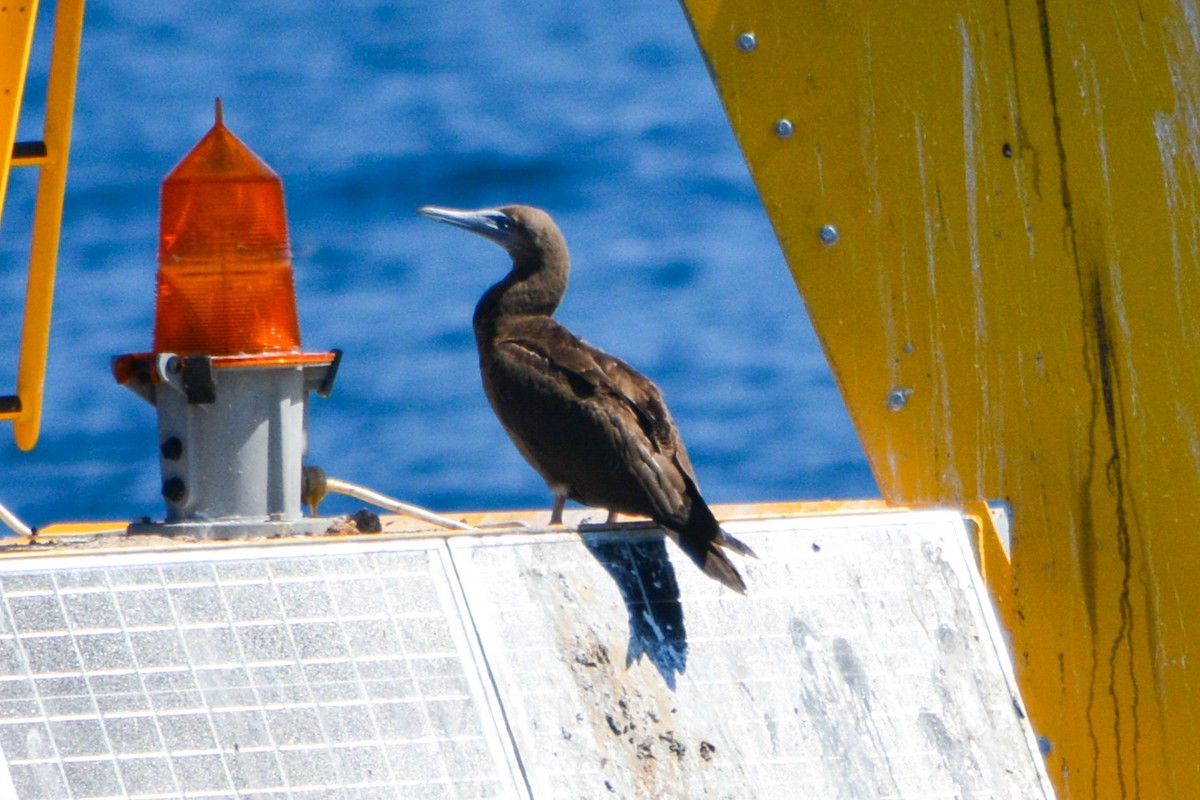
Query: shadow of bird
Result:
<box><xmin>582</xmin><ymin>532</ymin><xmax>688</xmax><ymax>688</ymax></box>
<box><xmin>418</xmin><ymin>204</ymin><xmax>754</xmax><ymax>592</ymax></box>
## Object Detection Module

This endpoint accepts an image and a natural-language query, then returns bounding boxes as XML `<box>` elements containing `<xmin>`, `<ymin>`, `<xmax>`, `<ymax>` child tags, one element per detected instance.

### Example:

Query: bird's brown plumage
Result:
<box><xmin>418</xmin><ymin>204</ymin><xmax>754</xmax><ymax>592</ymax></box>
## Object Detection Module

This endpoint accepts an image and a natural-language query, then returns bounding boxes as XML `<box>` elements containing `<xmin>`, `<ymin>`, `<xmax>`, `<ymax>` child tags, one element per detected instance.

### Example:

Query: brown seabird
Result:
<box><xmin>417</xmin><ymin>204</ymin><xmax>754</xmax><ymax>593</ymax></box>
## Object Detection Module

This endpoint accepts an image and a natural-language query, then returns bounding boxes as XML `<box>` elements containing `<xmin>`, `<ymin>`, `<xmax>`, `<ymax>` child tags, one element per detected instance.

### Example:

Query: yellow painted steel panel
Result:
<box><xmin>0</xmin><ymin>0</ymin><xmax>39</xmax><ymax>239</ymax></box>
<box><xmin>681</xmin><ymin>0</ymin><xmax>1200</xmax><ymax>797</ymax></box>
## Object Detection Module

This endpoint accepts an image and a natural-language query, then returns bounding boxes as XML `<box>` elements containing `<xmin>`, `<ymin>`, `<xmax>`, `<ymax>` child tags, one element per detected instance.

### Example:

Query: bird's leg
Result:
<box><xmin>605</xmin><ymin>508</ymin><xmax>619</xmax><ymax>525</ymax></box>
<box><xmin>550</xmin><ymin>492</ymin><xmax>566</xmax><ymax>525</ymax></box>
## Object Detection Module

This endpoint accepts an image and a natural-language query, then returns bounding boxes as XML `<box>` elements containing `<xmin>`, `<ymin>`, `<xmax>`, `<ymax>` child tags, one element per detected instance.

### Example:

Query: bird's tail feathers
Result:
<box><xmin>701</xmin><ymin>547</ymin><xmax>749</xmax><ymax>594</ymax></box>
<box><xmin>671</xmin><ymin>481</ymin><xmax>751</xmax><ymax>593</ymax></box>
<box><xmin>718</xmin><ymin>531</ymin><xmax>756</xmax><ymax>558</ymax></box>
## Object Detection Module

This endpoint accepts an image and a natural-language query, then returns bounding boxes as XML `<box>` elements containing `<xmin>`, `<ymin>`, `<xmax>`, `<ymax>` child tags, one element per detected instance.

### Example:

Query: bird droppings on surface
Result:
<box><xmin>575</xmin><ymin>640</ymin><xmax>612</xmax><ymax>669</ymax></box>
<box><xmin>699</xmin><ymin>741</ymin><xmax>717</xmax><ymax>762</ymax></box>
<box><xmin>659</xmin><ymin>731</ymin><xmax>687</xmax><ymax>758</ymax></box>
<box><xmin>559</xmin><ymin>621</ymin><xmax>719</xmax><ymax>796</ymax></box>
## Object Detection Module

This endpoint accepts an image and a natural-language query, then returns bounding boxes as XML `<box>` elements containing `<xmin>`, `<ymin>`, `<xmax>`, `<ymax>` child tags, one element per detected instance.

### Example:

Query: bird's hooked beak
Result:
<box><xmin>417</xmin><ymin>205</ymin><xmax>519</xmax><ymax>249</ymax></box>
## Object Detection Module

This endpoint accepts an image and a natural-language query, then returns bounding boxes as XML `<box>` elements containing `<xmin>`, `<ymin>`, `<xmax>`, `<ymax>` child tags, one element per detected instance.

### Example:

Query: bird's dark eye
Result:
<box><xmin>484</xmin><ymin>211</ymin><xmax>516</xmax><ymax>237</ymax></box>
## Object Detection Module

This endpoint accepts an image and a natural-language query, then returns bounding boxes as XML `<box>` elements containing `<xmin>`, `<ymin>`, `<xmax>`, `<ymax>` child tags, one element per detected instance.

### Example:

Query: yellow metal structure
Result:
<box><xmin>0</xmin><ymin>0</ymin><xmax>85</xmax><ymax>449</ymax></box>
<box><xmin>681</xmin><ymin>0</ymin><xmax>1200</xmax><ymax>797</ymax></box>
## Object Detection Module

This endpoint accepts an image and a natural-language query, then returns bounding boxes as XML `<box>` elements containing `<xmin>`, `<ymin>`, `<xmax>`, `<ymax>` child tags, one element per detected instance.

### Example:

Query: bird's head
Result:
<box><xmin>417</xmin><ymin>204</ymin><xmax>566</xmax><ymax>268</ymax></box>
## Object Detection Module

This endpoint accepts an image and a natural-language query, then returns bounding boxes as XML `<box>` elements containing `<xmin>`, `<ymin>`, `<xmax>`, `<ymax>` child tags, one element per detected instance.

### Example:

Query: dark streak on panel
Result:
<box><xmin>1037</xmin><ymin>1</ymin><xmax>1144</xmax><ymax>795</ymax></box>
<box><xmin>1033</xmin><ymin>0</ymin><xmax>1106</xmax><ymax>793</ymax></box>
<box><xmin>1001</xmin><ymin>0</ymin><xmax>1042</xmax><ymax>197</ymax></box>
<box><xmin>1034</xmin><ymin>0</ymin><xmax>1092</xmax><ymax>616</ymax></box>
<box><xmin>1032</xmin><ymin>3</ymin><xmax>1074</xmax><ymax>261</ymax></box>
<box><xmin>1090</xmin><ymin>266</ymin><xmax>1142</xmax><ymax>798</ymax></box>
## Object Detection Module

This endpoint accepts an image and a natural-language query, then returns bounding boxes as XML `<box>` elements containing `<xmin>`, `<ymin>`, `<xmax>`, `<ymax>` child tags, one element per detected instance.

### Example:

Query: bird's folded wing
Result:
<box><xmin>498</xmin><ymin>332</ymin><xmax>666</xmax><ymax>443</ymax></box>
<box><xmin>496</xmin><ymin>329</ymin><xmax>702</xmax><ymax>509</ymax></box>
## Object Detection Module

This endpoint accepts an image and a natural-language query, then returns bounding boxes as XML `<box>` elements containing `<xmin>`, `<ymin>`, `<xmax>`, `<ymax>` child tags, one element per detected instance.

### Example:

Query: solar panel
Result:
<box><xmin>0</xmin><ymin>509</ymin><xmax>1052</xmax><ymax>798</ymax></box>
<box><xmin>0</xmin><ymin>542</ymin><xmax>523</xmax><ymax>799</ymax></box>
<box><xmin>450</xmin><ymin>511</ymin><xmax>1051</xmax><ymax>799</ymax></box>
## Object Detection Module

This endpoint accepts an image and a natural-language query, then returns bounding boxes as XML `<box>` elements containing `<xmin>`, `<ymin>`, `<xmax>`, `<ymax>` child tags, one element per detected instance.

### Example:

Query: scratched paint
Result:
<box><xmin>1155</xmin><ymin>91</ymin><xmax>1200</xmax><ymax>479</ymax></box>
<box><xmin>960</xmin><ymin>15</ymin><xmax>992</xmax><ymax>498</ymax></box>
<box><xmin>915</xmin><ymin>116</ymin><xmax>965</xmax><ymax>501</ymax></box>
<box><xmin>1156</xmin><ymin>0</ymin><xmax>1200</xmax><ymax>357</ymax></box>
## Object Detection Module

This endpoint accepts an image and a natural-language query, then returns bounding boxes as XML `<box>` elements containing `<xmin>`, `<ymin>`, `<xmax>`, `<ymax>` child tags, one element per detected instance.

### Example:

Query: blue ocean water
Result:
<box><xmin>0</xmin><ymin>0</ymin><xmax>877</xmax><ymax>526</ymax></box>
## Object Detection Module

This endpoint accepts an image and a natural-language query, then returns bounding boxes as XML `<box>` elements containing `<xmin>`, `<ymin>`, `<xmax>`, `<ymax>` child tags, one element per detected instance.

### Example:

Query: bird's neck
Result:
<box><xmin>473</xmin><ymin>251</ymin><xmax>569</xmax><ymax>337</ymax></box>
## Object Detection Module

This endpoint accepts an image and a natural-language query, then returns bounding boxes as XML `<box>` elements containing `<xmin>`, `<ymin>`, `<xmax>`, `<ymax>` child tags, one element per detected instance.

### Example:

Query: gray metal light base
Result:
<box><xmin>127</xmin><ymin>515</ymin><xmax>342</xmax><ymax>541</ymax></box>
<box><xmin>114</xmin><ymin>349</ymin><xmax>341</xmax><ymax>538</ymax></box>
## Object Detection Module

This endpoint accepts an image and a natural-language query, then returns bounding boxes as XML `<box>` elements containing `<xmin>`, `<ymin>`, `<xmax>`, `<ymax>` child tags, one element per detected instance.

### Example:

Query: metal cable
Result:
<box><xmin>0</xmin><ymin>500</ymin><xmax>33</xmax><ymax>538</ymax></box>
<box><xmin>324</xmin><ymin>477</ymin><xmax>477</xmax><ymax>531</ymax></box>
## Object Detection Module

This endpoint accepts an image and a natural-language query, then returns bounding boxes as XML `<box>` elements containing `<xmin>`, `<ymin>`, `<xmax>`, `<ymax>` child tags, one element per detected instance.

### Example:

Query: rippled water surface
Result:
<box><xmin>0</xmin><ymin>0</ymin><xmax>877</xmax><ymax>525</ymax></box>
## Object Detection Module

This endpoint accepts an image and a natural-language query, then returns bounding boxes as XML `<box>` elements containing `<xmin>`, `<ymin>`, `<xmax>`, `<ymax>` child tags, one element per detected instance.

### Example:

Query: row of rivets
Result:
<box><xmin>735</xmin><ymin>30</ymin><xmax>837</xmax><ymax>249</ymax></box>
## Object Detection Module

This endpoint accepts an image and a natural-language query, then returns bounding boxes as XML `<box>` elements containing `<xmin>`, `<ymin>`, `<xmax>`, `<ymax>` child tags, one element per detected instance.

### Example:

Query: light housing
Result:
<box><xmin>154</xmin><ymin>100</ymin><xmax>301</xmax><ymax>356</ymax></box>
<box><xmin>112</xmin><ymin>102</ymin><xmax>338</xmax><ymax>538</ymax></box>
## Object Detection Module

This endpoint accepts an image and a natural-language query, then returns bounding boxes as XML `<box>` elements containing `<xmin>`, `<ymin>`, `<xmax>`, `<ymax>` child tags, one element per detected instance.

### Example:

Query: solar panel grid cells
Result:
<box><xmin>0</xmin><ymin>546</ymin><xmax>513</xmax><ymax>799</ymax></box>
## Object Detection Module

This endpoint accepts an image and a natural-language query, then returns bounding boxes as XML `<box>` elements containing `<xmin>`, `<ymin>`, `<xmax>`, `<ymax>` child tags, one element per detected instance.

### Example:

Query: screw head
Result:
<box><xmin>774</xmin><ymin>118</ymin><xmax>794</xmax><ymax>138</ymax></box>
<box><xmin>818</xmin><ymin>224</ymin><xmax>840</xmax><ymax>245</ymax></box>
<box><xmin>736</xmin><ymin>32</ymin><xmax>757</xmax><ymax>52</ymax></box>
<box><xmin>885</xmin><ymin>387</ymin><xmax>912</xmax><ymax>411</ymax></box>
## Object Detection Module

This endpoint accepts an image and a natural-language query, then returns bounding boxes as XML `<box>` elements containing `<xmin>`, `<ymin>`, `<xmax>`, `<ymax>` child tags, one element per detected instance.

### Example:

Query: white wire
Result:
<box><xmin>324</xmin><ymin>477</ymin><xmax>477</xmax><ymax>531</ymax></box>
<box><xmin>0</xmin><ymin>499</ymin><xmax>32</xmax><ymax>538</ymax></box>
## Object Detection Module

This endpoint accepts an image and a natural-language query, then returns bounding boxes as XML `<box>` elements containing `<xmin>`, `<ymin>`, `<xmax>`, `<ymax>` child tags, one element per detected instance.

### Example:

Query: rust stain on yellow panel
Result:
<box><xmin>681</xmin><ymin>0</ymin><xmax>1200</xmax><ymax>797</ymax></box>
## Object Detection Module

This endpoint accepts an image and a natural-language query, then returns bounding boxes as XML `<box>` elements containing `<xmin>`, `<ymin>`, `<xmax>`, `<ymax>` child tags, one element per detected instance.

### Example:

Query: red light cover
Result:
<box><xmin>154</xmin><ymin>101</ymin><xmax>301</xmax><ymax>355</ymax></box>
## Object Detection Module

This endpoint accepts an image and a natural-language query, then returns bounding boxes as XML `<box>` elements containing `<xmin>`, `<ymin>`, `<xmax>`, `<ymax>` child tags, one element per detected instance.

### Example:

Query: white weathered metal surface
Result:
<box><xmin>0</xmin><ymin>509</ymin><xmax>1052</xmax><ymax>798</ymax></box>
<box><xmin>451</xmin><ymin>510</ymin><xmax>1054</xmax><ymax>799</ymax></box>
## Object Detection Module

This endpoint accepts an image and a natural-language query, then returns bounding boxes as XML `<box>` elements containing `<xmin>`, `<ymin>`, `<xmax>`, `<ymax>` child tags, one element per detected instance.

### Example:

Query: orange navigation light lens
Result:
<box><xmin>153</xmin><ymin>100</ymin><xmax>302</xmax><ymax>355</ymax></box>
